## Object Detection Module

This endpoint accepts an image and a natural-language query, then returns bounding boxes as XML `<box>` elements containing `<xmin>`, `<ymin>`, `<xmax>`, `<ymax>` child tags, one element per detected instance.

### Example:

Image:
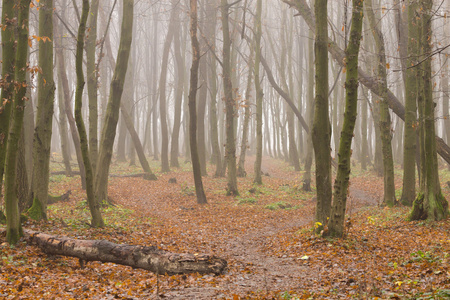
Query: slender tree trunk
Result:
<box><xmin>29</xmin><ymin>0</ymin><xmax>56</xmax><ymax>220</ymax></box>
<box><xmin>303</xmin><ymin>29</ymin><xmax>314</xmax><ymax>191</ymax></box>
<box><xmin>54</xmin><ymin>20</ymin><xmax>87</xmax><ymax>190</ymax></box>
<box><xmin>401</xmin><ymin>0</ymin><xmax>419</xmax><ymax>206</ymax></box>
<box><xmin>253</xmin><ymin>0</ymin><xmax>263</xmax><ymax>185</ymax></box>
<box><xmin>237</xmin><ymin>48</ymin><xmax>254</xmax><ymax>178</ymax></box>
<box><xmin>74</xmin><ymin>0</ymin><xmax>104</xmax><ymax>227</ymax></box>
<box><xmin>361</xmin><ymin>87</ymin><xmax>369</xmax><ymax>170</ymax></box>
<box><xmin>0</xmin><ymin>0</ymin><xmax>16</xmax><ymax>200</ymax></box>
<box><xmin>5</xmin><ymin>0</ymin><xmax>30</xmax><ymax>244</ymax></box>
<box><xmin>312</xmin><ymin>0</ymin><xmax>332</xmax><ymax>230</ymax></box>
<box><xmin>366</xmin><ymin>0</ymin><xmax>396</xmax><ymax>207</ymax></box>
<box><xmin>221</xmin><ymin>0</ymin><xmax>239</xmax><ymax>194</ymax></box>
<box><xmin>86</xmin><ymin>0</ymin><xmax>100</xmax><ymax>169</ymax></box>
<box><xmin>170</xmin><ymin>1</ymin><xmax>184</xmax><ymax>169</ymax></box>
<box><xmin>188</xmin><ymin>0</ymin><xmax>207</xmax><ymax>204</ymax></box>
<box><xmin>327</xmin><ymin>0</ymin><xmax>363</xmax><ymax>237</ymax></box>
<box><xmin>94</xmin><ymin>0</ymin><xmax>134</xmax><ymax>204</ymax></box>
<box><xmin>158</xmin><ymin>3</ymin><xmax>176</xmax><ymax>173</ymax></box>
<box><xmin>207</xmin><ymin>4</ymin><xmax>222</xmax><ymax>177</ymax></box>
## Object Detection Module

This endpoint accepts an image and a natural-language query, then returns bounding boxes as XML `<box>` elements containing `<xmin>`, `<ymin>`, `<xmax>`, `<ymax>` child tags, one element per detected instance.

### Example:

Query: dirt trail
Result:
<box><xmin>122</xmin><ymin>157</ymin><xmax>381</xmax><ymax>299</ymax></box>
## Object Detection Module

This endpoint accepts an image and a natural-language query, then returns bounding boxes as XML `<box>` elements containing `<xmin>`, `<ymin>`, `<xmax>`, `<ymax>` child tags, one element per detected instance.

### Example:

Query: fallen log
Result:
<box><xmin>22</xmin><ymin>229</ymin><xmax>227</xmax><ymax>275</ymax></box>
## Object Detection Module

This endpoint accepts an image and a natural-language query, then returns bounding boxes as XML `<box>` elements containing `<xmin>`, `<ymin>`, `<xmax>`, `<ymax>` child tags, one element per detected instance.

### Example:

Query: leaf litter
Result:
<box><xmin>1</xmin><ymin>156</ymin><xmax>450</xmax><ymax>299</ymax></box>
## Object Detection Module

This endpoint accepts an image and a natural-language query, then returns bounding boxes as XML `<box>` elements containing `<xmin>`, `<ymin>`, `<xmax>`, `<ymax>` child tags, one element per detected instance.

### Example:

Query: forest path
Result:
<box><xmin>111</xmin><ymin>156</ymin><xmax>381</xmax><ymax>299</ymax></box>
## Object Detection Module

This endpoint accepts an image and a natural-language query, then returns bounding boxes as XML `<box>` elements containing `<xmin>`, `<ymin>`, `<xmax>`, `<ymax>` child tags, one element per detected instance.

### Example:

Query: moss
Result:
<box><xmin>0</xmin><ymin>210</ymin><xmax>6</xmax><ymax>224</ymax></box>
<box><xmin>28</xmin><ymin>198</ymin><xmax>47</xmax><ymax>221</ymax></box>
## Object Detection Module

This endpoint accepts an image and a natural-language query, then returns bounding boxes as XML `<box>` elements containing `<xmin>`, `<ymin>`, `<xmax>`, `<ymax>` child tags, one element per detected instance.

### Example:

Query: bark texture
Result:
<box><xmin>95</xmin><ymin>0</ymin><xmax>134</xmax><ymax>204</ymax></box>
<box><xmin>24</xmin><ymin>230</ymin><xmax>227</xmax><ymax>275</ymax></box>
<box><xmin>188</xmin><ymin>0</ymin><xmax>207</xmax><ymax>204</ymax></box>
<box><xmin>328</xmin><ymin>0</ymin><xmax>363</xmax><ymax>237</ymax></box>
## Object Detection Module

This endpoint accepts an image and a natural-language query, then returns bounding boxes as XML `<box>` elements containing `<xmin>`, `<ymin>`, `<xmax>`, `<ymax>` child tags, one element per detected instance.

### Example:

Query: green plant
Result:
<box><xmin>265</xmin><ymin>201</ymin><xmax>295</xmax><ymax>210</ymax></box>
<box><xmin>236</xmin><ymin>197</ymin><xmax>257</xmax><ymax>205</ymax></box>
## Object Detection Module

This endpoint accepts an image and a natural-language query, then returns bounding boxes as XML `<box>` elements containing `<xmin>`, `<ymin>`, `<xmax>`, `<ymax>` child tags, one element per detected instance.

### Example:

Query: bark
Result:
<box><xmin>120</xmin><ymin>103</ymin><xmax>157</xmax><ymax>180</ymax></box>
<box><xmin>303</xmin><ymin>29</ymin><xmax>314</xmax><ymax>191</ymax></box>
<box><xmin>5</xmin><ymin>0</ymin><xmax>30</xmax><ymax>244</ymax></box>
<box><xmin>29</xmin><ymin>0</ymin><xmax>56</xmax><ymax>221</ymax></box>
<box><xmin>283</xmin><ymin>0</ymin><xmax>450</xmax><ymax>166</ymax></box>
<box><xmin>197</xmin><ymin>7</ymin><xmax>208</xmax><ymax>176</ymax></box>
<box><xmin>237</xmin><ymin>45</ymin><xmax>254</xmax><ymax>178</ymax></box>
<box><xmin>54</xmin><ymin>19</ymin><xmax>87</xmax><ymax>190</ymax></box>
<box><xmin>74</xmin><ymin>0</ymin><xmax>105</xmax><ymax>228</ymax></box>
<box><xmin>312</xmin><ymin>0</ymin><xmax>332</xmax><ymax>231</ymax></box>
<box><xmin>188</xmin><ymin>0</ymin><xmax>207</xmax><ymax>204</ymax></box>
<box><xmin>410</xmin><ymin>0</ymin><xmax>448</xmax><ymax>221</ymax></box>
<box><xmin>94</xmin><ymin>0</ymin><xmax>134</xmax><ymax>204</ymax></box>
<box><xmin>170</xmin><ymin>1</ymin><xmax>184</xmax><ymax>169</ymax></box>
<box><xmin>327</xmin><ymin>0</ymin><xmax>363</xmax><ymax>237</ymax></box>
<box><xmin>158</xmin><ymin>3</ymin><xmax>176</xmax><ymax>173</ymax></box>
<box><xmin>24</xmin><ymin>229</ymin><xmax>227</xmax><ymax>275</ymax></box>
<box><xmin>360</xmin><ymin>87</ymin><xmax>369</xmax><ymax>170</ymax></box>
<box><xmin>400</xmin><ymin>0</ymin><xmax>419</xmax><ymax>206</ymax></box>
<box><xmin>86</xmin><ymin>0</ymin><xmax>100</xmax><ymax>169</ymax></box>
<box><xmin>207</xmin><ymin>4</ymin><xmax>223</xmax><ymax>177</ymax></box>
<box><xmin>366</xmin><ymin>0</ymin><xmax>396</xmax><ymax>207</ymax></box>
<box><xmin>254</xmin><ymin>0</ymin><xmax>263</xmax><ymax>185</ymax></box>
<box><xmin>0</xmin><ymin>0</ymin><xmax>16</xmax><ymax>200</ymax></box>
<box><xmin>222</xmin><ymin>0</ymin><xmax>239</xmax><ymax>195</ymax></box>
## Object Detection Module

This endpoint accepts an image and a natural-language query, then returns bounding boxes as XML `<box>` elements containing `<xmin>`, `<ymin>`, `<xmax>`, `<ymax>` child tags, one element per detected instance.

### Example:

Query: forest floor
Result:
<box><xmin>1</xmin><ymin>155</ymin><xmax>450</xmax><ymax>299</ymax></box>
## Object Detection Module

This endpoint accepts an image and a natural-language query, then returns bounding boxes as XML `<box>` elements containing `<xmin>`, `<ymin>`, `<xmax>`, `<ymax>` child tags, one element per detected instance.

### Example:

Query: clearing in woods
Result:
<box><xmin>1</xmin><ymin>156</ymin><xmax>450</xmax><ymax>299</ymax></box>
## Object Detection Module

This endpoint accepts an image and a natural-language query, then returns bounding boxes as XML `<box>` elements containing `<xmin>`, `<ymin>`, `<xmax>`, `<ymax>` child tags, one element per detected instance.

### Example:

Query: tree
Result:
<box><xmin>74</xmin><ymin>0</ymin><xmax>104</xmax><ymax>227</ymax></box>
<box><xmin>253</xmin><ymin>0</ymin><xmax>263</xmax><ymax>185</ymax></box>
<box><xmin>221</xmin><ymin>0</ymin><xmax>239</xmax><ymax>195</ymax></box>
<box><xmin>86</xmin><ymin>0</ymin><xmax>100</xmax><ymax>170</ymax></box>
<box><xmin>94</xmin><ymin>0</ymin><xmax>134</xmax><ymax>205</ymax></box>
<box><xmin>327</xmin><ymin>0</ymin><xmax>364</xmax><ymax>237</ymax></box>
<box><xmin>410</xmin><ymin>0</ymin><xmax>448</xmax><ymax>221</ymax></box>
<box><xmin>188</xmin><ymin>0</ymin><xmax>207</xmax><ymax>204</ymax></box>
<box><xmin>312</xmin><ymin>0</ymin><xmax>332</xmax><ymax>230</ymax></box>
<box><xmin>400</xmin><ymin>0</ymin><xmax>419</xmax><ymax>206</ymax></box>
<box><xmin>158</xmin><ymin>1</ymin><xmax>176</xmax><ymax>173</ymax></box>
<box><xmin>29</xmin><ymin>0</ymin><xmax>56</xmax><ymax>220</ymax></box>
<box><xmin>0</xmin><ymin>0</ymin><xmax>17</xmax><ymax>202</ymax></box>
<box><xmin>366</xmin><ymin>0</ymin><xmax>396</xmax><ymax>207</ymax></box>
<box><xmin>4</xmin><ymin>0</ymin><xmax>31</xmax><ymax>244</ymax></box>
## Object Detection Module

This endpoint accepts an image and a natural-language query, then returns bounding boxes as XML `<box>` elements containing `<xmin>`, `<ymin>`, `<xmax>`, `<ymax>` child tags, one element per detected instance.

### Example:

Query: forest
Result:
<box><xmin>1</xmin><ymin>0</ymin><xmax>450</xmax><ymax>298</ymax></box>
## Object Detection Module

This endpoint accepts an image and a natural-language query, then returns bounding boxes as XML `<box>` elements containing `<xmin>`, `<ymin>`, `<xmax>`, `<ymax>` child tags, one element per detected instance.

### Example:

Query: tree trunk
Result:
<box><xmin>170</xmin><ymin>1</ymin><xmax>184</xmax><ymax>169</ymax></box>
<box><xmin>303</xmin><ymin>29</ymin><xmax>315</xmax><ymax>192</ymax></box>
<box><xmin>94</xmin><ymin>0</ymin><xmax>134</xmax><ymax>205</ymax></box>
<box><xmin>400</xmin><ymin>0</ymin><xmax>419</xmax><ymax>206</ymax></box>
<box><xmin>158</xmin><ymin>3</ymin><xmax>176</xmax><ymax>173</ymax></box>
<box><xmin>221</xmin><ymin>0</ymin><xmax>239</xmax><ymax>195</ymax></box>
<box><xmin>120</xmin><ymin>103</ymin><xmax>157</xmax><ymax>180</ymax></box>
<box><xmin>237</xmin><ymin>47</ymin><xmax>254</xmax><ymax>178</ymax></box>
<box><xmin>188</xmin><ymin>0</ymin><xmax>207</xmax><ymax>204</ymax></box>
<box><xmin>0</xmin><ymin>0</ymin><xmax>17</xmax><ymax>201</ymax></box>
<box><xmin>86</xmin><ymin>0</ymin><xmax>100</xmax><ymax>169</ymax></box>
<box><xmin>253</xmin><ymin>0</ymin><xmax>263</xmax><ymax>185</ymax></box>
<box><xmin>312</xmin><ymin>0</ymin><xmax>332</xmax><ymax>231</ymax></box>
<box><xmin>4</xmin><ymin>0</ymin><xmax>30</xmax><ymax>244</ymax></box>
<box><xmin>74</xmin><ymin>0</ymin><xmax>105</xmax><ymax>228</ymax></box>
<box><xmin>24</xmin><ymin>229</ymin><xmax>227</xmax><ymax>275</ymax></box>
<box><xmin>327</xmin><ymin>0</ymin><xmax>363</xmax><ymax>237</ymax></box>
<box><xmin>29</xmin><ymin>0</ymin><xmax>56</xmax><ymax>221</ymax></box>
<box><xmin>410</xmin><ymin>0</ymin><xmax>448</xmax><ymax>221</ymax></box>
<box><xmin>54</xmin><ymin>18</ymin><xmax>87</xmax><ymax>190</ymax></box>
<box><xmin>366</xmin><ymin>0</ymin><xmax>396</xmax><ymax>207</ymax></box>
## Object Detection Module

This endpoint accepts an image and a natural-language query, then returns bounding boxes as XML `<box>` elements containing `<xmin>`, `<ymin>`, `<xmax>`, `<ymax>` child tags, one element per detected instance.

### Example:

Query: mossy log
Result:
<box><xmin>22</xmin><ymin>229</ymin><xmax>227</xmax><ymax>275</ymax></box>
